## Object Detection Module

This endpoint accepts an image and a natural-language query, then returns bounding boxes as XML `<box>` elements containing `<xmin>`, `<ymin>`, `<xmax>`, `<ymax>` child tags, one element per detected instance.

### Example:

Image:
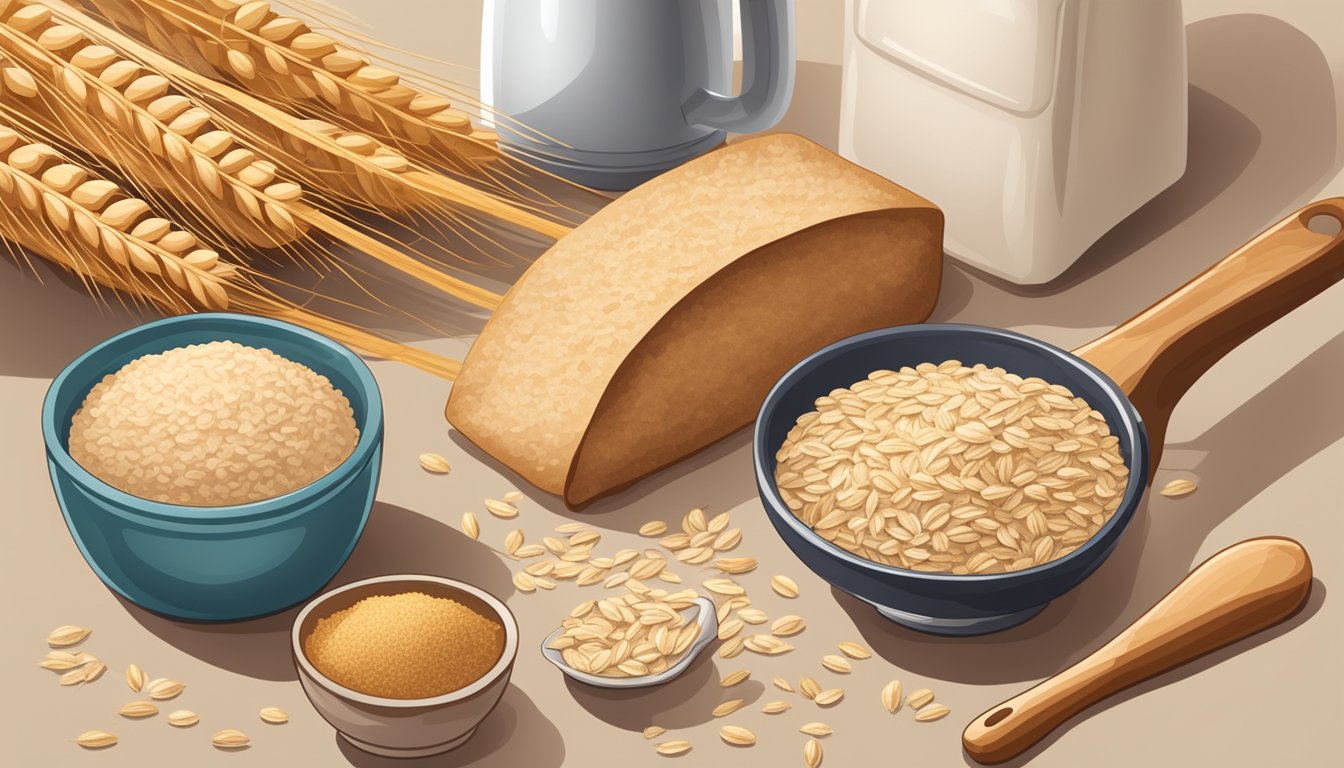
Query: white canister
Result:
<box><xmin>840</xmin><ymin>0</ymin><xmax>1187</xmax><ymax>284</ymax></box>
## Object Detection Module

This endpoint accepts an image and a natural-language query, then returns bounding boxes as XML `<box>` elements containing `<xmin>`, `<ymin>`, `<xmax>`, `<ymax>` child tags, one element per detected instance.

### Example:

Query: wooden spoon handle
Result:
<box><xmin>1074</xmin><ymin>198</ymin><xmax>1344</xmax><ymax>467</ymax></box>
<box><xmin>962</xmin><ymin>537</ymin><xmax>1312</xmax><ymax>765</ymax></box>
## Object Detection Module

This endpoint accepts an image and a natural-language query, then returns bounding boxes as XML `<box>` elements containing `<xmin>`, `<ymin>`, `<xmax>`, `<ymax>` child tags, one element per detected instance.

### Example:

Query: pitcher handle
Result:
<box><xmin>683</xmin><ymin>0</ymin><xmax>795</xmax><ymax>134</ymax></box>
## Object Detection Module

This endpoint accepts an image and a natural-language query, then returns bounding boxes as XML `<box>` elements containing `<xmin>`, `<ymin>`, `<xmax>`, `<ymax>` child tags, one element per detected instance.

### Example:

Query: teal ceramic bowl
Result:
<box><xmin>41</xmin><ymin>313</ymin><xmax>383</xmax><ymax>621</ymax></box>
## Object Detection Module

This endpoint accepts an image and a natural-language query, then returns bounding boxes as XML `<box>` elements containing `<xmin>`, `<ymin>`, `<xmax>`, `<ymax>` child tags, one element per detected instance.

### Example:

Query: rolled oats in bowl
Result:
<box><xmin>774</xmin><ymin>361</ymin><xmax>1129</xmax><ymax>574</ymax></box>
<box><xmin>69</xmin><ymin>340</ymin><xmax>358</xmax><ymax>506</ymax></box>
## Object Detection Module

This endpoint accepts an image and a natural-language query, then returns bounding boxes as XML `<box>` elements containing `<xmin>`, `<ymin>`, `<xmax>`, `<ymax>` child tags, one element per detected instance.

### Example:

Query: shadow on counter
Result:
<box><xmin>835</xmin><ymin>330</ymin><xmax>1341</xmax><ymax>684</ymax></box>
<box><xmin>117</xmin><ymin>502</ymin><xmax>511</xmax><ymax>681</ymax></box>
<box><xmin>957</xmin><ymin>578</ymin><xmax>1326</xmax><ymax>768</ymax></box>
<box><xmin>562</xmin><ymin>650</ymin><xmax>765</xmax><ymax>731</ymax></box>
<box><xmin>448</xmin><ymin>425</ymin><xmax>761</xmax><ymax>533</ymax></box>
<box><xmin>932</xmin><ymin>13</ymin><xmax>1340</xmax><ymax>332</ymax></box>
<box><xmin>335</xmin><ymin>684</ymin><xmax>565</xmax><ymax>768</ymax></box>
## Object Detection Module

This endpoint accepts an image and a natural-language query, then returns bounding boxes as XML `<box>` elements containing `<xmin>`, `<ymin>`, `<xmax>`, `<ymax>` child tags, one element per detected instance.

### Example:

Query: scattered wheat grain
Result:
<box><xmin>418</xmin><ymin>453</ymin><xmax>451</xmax><ymax>474</ymax></box>
<box><xmin>1160</xmin><ymin>478</ymin><xmax>1198</xmax><ymax>498</ymax></box>
<box><xmin>906</xmin><ymin>688</ymin><xmax>934</xmax><ymax>709</ymax></box>
<box><xmin>259</xmin><ymin>707</ymin><xmax>288</xmax><ymax>724</ymax></box>
<box><xmin>720</xmin><ymin>725</ymin><xmax>755</xmax><ymax>746</ymax></box>
<box><xmin>915</xmin><ymin>703</ymin><xmax>951</xmax><ymax>721</ymax></box>
<box><xmin>76</xmin><ymin>730</ymin><xmax>117</xmax><ymax>749</ymax></box>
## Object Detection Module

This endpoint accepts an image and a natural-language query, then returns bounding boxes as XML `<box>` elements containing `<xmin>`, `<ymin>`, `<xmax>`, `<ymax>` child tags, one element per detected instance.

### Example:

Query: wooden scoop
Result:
<box><xmin>962</xmin><ymin>537</ymin><xmax>1313</xmax><ymax>764</ymax></box>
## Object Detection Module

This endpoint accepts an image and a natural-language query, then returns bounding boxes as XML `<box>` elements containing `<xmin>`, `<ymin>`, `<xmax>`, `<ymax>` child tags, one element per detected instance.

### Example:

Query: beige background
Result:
<box><xmin>3</xmin><ymin>1</ymin><xmax>1343</xmax><ymax>766</ymax></box>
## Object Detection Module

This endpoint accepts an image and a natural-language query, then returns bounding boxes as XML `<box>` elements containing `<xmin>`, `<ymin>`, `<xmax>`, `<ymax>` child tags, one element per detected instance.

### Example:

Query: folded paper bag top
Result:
<box><xmin>447</xmin><ymin>134</ymin><xmax>943</xmax><ymax>509</ymax></box>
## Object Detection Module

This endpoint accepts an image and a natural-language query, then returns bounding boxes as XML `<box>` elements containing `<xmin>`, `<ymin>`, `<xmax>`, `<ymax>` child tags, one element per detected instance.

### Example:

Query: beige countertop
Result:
<box><xmin>3</xmin><ymin>1</ymin><xmax>1342</xmax><ymax>766</ymax></box>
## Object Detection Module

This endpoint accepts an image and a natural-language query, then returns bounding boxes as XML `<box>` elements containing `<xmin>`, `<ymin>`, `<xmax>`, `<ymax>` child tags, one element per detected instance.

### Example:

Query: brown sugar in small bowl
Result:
<box><xmin>292</xmin><ymin>575</ymin><xmax>519</xmax><ymax>758</ymax></box>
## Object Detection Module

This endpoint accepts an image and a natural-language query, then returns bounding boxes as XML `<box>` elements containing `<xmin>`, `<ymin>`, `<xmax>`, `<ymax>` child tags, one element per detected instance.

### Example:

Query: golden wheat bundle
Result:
<box><xmin>0</xmin><ymin>0</ymin><xmax>503</xmax><ymax>309</ymax></box>
<box><xmin>53</xmin><ymin>8</ymin><xmax>578</xmax><ymax>243</ymax></box>
<box><xmin>0</xmin><ymin>116</ymin><xmax>462</xmax><ymax>376</ymax></box>
<box><xmin>86</xmin><ymin>0</ymin><xmax>508</xmax><ymax>176</ymax></box>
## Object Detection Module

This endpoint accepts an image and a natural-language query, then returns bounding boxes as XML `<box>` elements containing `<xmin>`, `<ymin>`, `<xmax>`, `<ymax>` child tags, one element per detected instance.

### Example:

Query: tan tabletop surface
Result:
<box><xmin>3</xmin><ymin>1</ymin><xmax>1342</xmax><ymax>766</ymax></box>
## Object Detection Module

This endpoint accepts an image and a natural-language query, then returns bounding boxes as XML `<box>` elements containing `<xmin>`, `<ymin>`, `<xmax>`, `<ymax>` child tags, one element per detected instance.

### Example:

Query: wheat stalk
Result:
<box><xmin>0</xmin><ymin>0</ymin><xmax>503</xmax><ymax>309</ymax></box>
<box><xmin>0</xmin><ymin>116</ymin><xmax>462</xmax><ymax>377</ymax></box>
<box><xmin>88</xmin><ymin>0</ymin><xmax>504</xmax><ymax>175</ymax></box>
<box><xmin>59</xmin><ymin>7</ymin><xmax>576</xmax><ymax>242</ymax></box>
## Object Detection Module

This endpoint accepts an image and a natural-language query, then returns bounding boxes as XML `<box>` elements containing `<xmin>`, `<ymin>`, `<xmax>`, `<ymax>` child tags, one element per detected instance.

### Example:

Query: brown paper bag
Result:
<box><xmin>447</xmin><ymin>134</ymin><xmax>943</xmax><ymax>508</ymax></box>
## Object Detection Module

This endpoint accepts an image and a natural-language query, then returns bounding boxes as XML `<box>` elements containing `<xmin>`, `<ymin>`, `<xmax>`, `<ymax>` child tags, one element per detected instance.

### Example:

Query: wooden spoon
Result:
<box><xmin>962</xmin><ymin>537</ymin><xmax>1313</xmax><ymax>764</ymax></box>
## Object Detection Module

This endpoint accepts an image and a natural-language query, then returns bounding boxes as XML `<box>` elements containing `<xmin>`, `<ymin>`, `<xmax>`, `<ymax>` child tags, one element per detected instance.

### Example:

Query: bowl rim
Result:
<box><xmin>753</xmin><ymin>322</ymin><xmax>1149</xmax><ymax>585</ymax></box>
<box><xmin>41</xmin><ymin>312</ymin><xmax>383</xmax><ymax>522</ymax></box>
<box><xmin>291</xmin><ymin>574</ymin><xmax>520</xmax><ymax>708</ymax></box>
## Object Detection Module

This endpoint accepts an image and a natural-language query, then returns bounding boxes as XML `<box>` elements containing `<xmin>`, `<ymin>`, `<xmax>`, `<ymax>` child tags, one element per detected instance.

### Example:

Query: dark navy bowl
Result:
<box><xmin>754</xmin><ymin>324</ymin><xmax>1148</xmax><ymax>635</ymax></box>
<box><xmin>42</xmin><ymin>313</ymin><xmax>383</xmax><ymax>622</ymax></box>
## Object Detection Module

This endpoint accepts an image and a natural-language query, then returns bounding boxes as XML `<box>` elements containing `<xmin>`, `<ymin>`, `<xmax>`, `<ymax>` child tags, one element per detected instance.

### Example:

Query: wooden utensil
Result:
<box><xmin>1075</xmin><ymin>197</ymin><xmax>1344</xmax><ymax>472</ymax></box>
<box><xmin>962</xmin><ymin>537</ymin><xmax>1313</xmax><ymax>764</ymax></box>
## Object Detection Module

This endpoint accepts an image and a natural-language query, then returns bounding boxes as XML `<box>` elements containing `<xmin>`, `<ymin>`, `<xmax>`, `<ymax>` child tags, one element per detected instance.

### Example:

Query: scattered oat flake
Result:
<box><xmin>1160</xmin><ymin>478</ymin><xmax>1198</xmax><ymax>498</ymax></box>
<box><xmin>259</xmin><ymin>707</ymin><xmax>288</xmax><ymax>724</ymax></box>
<box><xmin>212</xmin><ymin>729</ymin><xmax>250</xmax><ymax>748</ymax></box>
<box><xmin>125</xmin><ymin>664</ymin><xmax>145</xmax><ymax>692</ymax></box>
<box><xmin>81</xmin><ymin>660</ymin><xmax>106</xmax><ymax>684</ymax></box>
<box><xmin>555</xmin><ymin>522</ymin><xmax>587</xmax><ymax>534</ymax></box>
<box><xmin>719</xmin><ymin>637</ymin><xmax>746</xmax><ymax>659</ymax></box>
<box><xmin>763</xmin><ymin>700</ymin><xmax>792</xmax><ymax>714</ymax></box>
<box><xmin>771</xmin><ymin>575</ymin><xmax>799</xmax><ymax>598</ymax></box>
<box><xmin>76</xmin><ymin>730</ymin><xmax>117</xmax><ymax>749</ymax></box>
<box><xmin>640</xmin><ymin>521</ymin><xmax>669</xmax><ymax>536</ymax></box>
<box><xmin>745</xmin><ymin>635</ymin><xmax>794</xmax><ymax>655</ymax></box>
<box><xmin>838</xmin><ymin>641</ymin><xmax>871</xmax><ymax>660</ymax></box>
<box><xmin>513</xmin><ymin>572</ymin><xmax>537</xmax><ymax>593</ymax></box>
<box><xmin>145</xmin><ymin>678</ymin><xmax>184</xmax><ymax>700</ymax></box>
<box><xmin>800</xmin><ymin>722</ymin><xmax>833</xmax><ymax>737</ymax></box>
<box><xmin>716</xmin><ymin>557</ymin><xmax>758</xmax><ymax>574</ymax></box>
<box><xmin>167</xmin><ymin>710</ymin><xmax>199</xmax><ymax>727</ymax></box>
<box><xmin>882</xmin><ymin>680</ymin><xmax>902</xmax><ymax>713</ymax></box>
<box><xmin>720</xmin><ymin>669</ymin><xmax>750</xmax><ymax>687</ymax></box>
<box><xmin>119</xmin><ymin>700</ymin><xmax>158</xmax><ymax>718</ymax></box>
<box><xmin>47</xmin><ymin>625</ymin><xmax>91</xmax><ymax>647</ymax></box>
<box><xmin>40</xmin><ymin>651</ymin><xmax>92</xmax><ymax>671</ymax></box>
<box><xmin>656</xmin><ymin>739</ymin><xmax>691</xmax><ymax>756</ymax></box>
<box><xmin>718</xmin><ymin>618</ymin><xmax>745</xmax><ymax>641</ymax></box>
<box><xmin>720</xmin><ymin>725</ymin><xmax>756</xmax><ymax>746</ymax></box>
<box><xmin>643</xmin><ymin>726</ymin><xmax>667</xmax><ymax>739</ymax></box>
<box><xmin>907</xmin><ymin>688</ymin><xmax>935</xmax><ymax>709</ymax></box>
<box><xmin>503</xmin><ymin>490</ymin><xmax>524</xmax><ymax>503</ymax></box>
<box><xmin>804</xmin><ymin>737</ymin><xmax>823</xmax><ymax>768</ymax></box>
<box><xmin>799</xmin><ymin>676</ymin><xmax>820</xmax><ymax>699</ymax></box>
<box><xmin>915</xmin><ymin>703</ymin><xmax>951</xmax><ymax>722</ymax></box>
<box><xmin>505</xmin><ymin>529</ymin><xmax>524</xmax><ymax>555</ymax></box>
<box><xmin>712</xmin><ymin>699</ymin><xmax>745</xmax><ymax>717</ymax></box>
<box><xmin>771</xmin><ymin>615</ymin><xmax>805</xmax><ymax>636</ymax></box>
<box><xmin>485</xmin><ymin>498</ymin><xmax>519</xmax><ymax>518</ymax></box>
<box><xmin>461</xmin><ymin>512</ymin><xmax>480</xmax><ymax>540</ymax></box>
<box><xmin>814</xmin><ymin>688</ymin><xmax>844</xmax><ymax>706</ymax></box>
<box><xmin>59</xmin><ymin>668</ymin><xmax>88</xmax><ymax>686</ymax></box>
<box><xmin>821</xmin><ymin>655</ymin><xmax>852</xmax><ymax>673</ymax></box>
<box><xmin>773</xmin><ymin>676</ymin><xmax>794</xmax><ymax>692</ymax></box>
<box><xmin>418</xmin><ymin>453</ymin><xmax>451</xmax><ymax>474</ymax></box>
<box><xmin>703</xmin><ymin>578</ymin><xmax>744</xmax><ymax>596</ymax></box>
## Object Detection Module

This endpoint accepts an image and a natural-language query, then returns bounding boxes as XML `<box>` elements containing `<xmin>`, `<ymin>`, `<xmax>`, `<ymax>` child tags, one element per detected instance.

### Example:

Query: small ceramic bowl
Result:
<box><xmin>541</xmin><ymin>596</ymin><xmax>717</xmax><ymax>688</ymax></box>
<box><xmin>293</xmin><ymin>575</ymin><xmax>519</xmax><ymax>758</ymax></box>
<box><xmin>41</xmin><ymin>313</ymin><xmax>383</xmax><ymax>621</ymax></box>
